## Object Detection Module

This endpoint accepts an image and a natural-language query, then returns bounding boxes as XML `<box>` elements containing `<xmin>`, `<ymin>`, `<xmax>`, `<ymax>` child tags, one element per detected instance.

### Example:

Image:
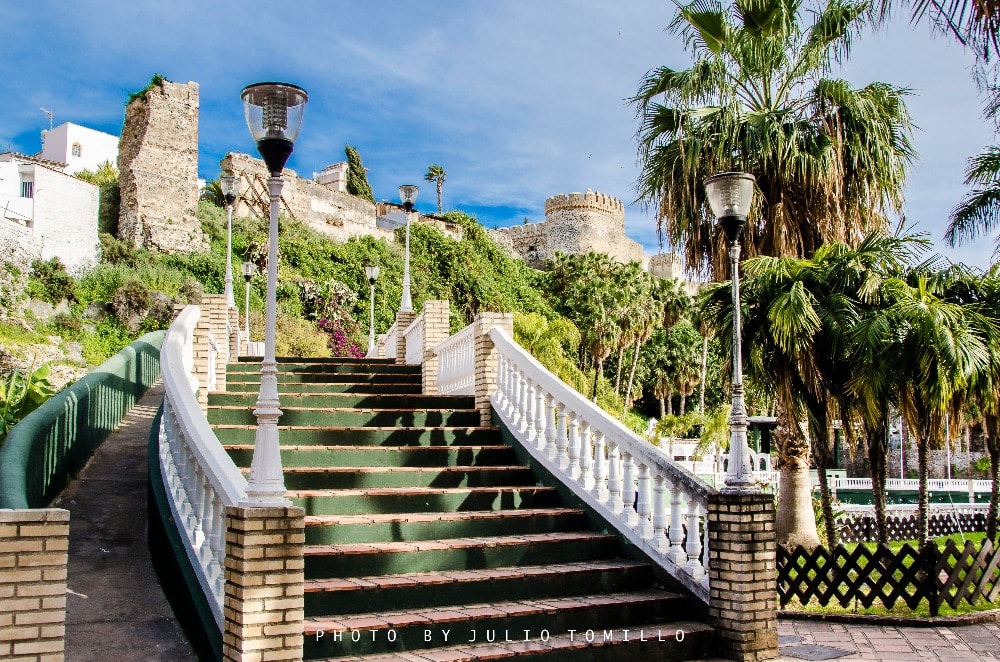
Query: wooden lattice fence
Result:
<box><xmin>837</xmin><ymin>511</ymin><xmax>988</xmax><ymax>544</ymax></box>
<box><xmin>777</xmin><ymin>539</ymin><xmax>1000</xmax><ymax>615</ymax></box>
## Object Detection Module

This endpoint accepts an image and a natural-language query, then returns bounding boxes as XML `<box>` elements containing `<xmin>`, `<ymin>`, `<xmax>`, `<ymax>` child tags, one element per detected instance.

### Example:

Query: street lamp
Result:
<box><xmin>398</xmin><ymin>185</ymin><xmax>418</xmax><ymax>312</ymax></box>
<box><xmin>704</xmin><ymin>171</ymin><xmax>756</xmax><ymax>492</ymax></box>
<box><xmin>241</xmin><ymin>260</ymin><xmax>257</xmax><ymax>354</ymax></box>
<box><xmin>221</xmin><ymin>174</ymin><xmax>241</xmax><ymax>307</ymax></box>
<box><xmin>240</xmin><ymin>82</ymin><xmax>308</xmax><ymax>506</ymax></box>
<box><xmin>364</xmin><ymin>265</ymin><xmax>380</xmax><ymax>355</ymax></box>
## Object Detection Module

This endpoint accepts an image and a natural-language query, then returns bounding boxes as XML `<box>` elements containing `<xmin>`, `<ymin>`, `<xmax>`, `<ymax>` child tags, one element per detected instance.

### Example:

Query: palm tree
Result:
<box><xmin>633</xmin><ymin>0</ymin><xmax>915</xmax><ymax>278</ymax></box>
<box><xmin>424</xmin><ymin>165</ymin><xmax>446</xmax><ymax>214</ymax></box>
<box><xmin>880</xmin><ymin>0</ymin><xmax>1000</xmax><ymax>61</ymax></box>
<box><xmin>945</xmin><ymin>146</ymin><xmax>1000</xmax><ymax>255</ymax></box>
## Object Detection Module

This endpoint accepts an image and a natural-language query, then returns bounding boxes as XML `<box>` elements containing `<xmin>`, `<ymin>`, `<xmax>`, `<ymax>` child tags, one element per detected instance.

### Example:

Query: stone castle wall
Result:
<box><xmin>117</xmin><ymin>80</ymin><xmax>206</xmax><ymax>253</ymax></box>
<box><xmin>222</xmin><ymin>152</ymin><xmax>391</xmax><ymax>244</ymax></box>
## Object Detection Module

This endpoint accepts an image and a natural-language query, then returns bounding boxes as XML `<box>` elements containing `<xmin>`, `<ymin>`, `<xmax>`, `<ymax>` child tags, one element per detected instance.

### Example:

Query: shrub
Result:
<box><xmin>27</xmin><ymin>258</ymin><xmax>74</xmax><ymax>304</ymax></box>
<box><xmin>99</xmin><ymin>233</ymin><xmax>140</xmax><ymax>266</ymax></box>
<box><xmin>109</xmin><ymin>279</ymin><xmax>151</xmax><ymax>332</ymax></box>
<box><xmin>80</xmin><ymin>317</ymin><xmax>132</xmax><ymax>365</ymax></box>
<box><xmin>275</xmin><ymin>312</ymin><xmax>330</xmax><ymax>358</ymax></box>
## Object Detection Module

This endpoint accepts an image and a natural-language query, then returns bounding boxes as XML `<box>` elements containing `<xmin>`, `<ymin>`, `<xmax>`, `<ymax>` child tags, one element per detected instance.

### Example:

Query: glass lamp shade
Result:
<box><xmin>364</xmin><ymin>265</ymin><xmax>380</xmax><ymax>284</ymax></box>
<box><xmin>704</xmin><ymin>172</ymin><xmax>755</xmax><ymax>243</ymax></box>
<box><xmin>399</xmin><ymin>185</ymin><xmax>419</xmax><ymax>211</ymax></box>
<box><xmin>241</xmin><ymin>82</ymin><xmax>308</xmax><ymax>175</ymax></box>
<box><xmin>241</xmin><ymin>261</ymin><xmax>257</xmax><ymax>280</ymax></box>
<box><xmin>220</xmin><ymin>174</ymin><xmax>240</xmax><ymax>205</ymax></box>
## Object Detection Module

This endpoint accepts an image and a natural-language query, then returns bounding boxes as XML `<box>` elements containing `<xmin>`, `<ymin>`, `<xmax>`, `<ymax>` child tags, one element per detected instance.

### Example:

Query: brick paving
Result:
<box><xmin>779</xmin><ymin>618</ymin><xmax>1000</xmax><ymax>661</ymax></box>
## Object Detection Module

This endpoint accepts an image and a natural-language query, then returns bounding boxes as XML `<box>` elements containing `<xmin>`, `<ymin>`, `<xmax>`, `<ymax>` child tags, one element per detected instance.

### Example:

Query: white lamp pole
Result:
<box><xmin>241</xmin><ymin>261</ymin><xmax>256</xmax><ymax>354</ymax></box>
<box><xmin>704</xmin><ymin>171</ymin><xmax>757</xmax><ymax>493</ymax></box>
<box><xmin>240</xmin><ymin>82</ymin><xmax>308</xmax><ymax>506</ymax></box>
<box><xmin>221</xmin><ymin>175</ymin><xmax>240</xmax><ymax>307</ymax></box>
<box><xmin>365</xmin><ymin>265</ymin><xmax>380</xmax><ymax>353</ymax></box>
<box><xmin>398</xmin><ymin>185</ymin><xmax>418</xmax><ymax>312</ymax></box>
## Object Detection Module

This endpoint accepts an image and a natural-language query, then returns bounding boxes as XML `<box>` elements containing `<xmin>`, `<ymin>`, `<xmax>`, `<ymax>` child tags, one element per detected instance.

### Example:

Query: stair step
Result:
<box><xmin>303</xmin><ymin>558</ymin><xmax>651</xmax><ymax>615</ymax></box>
<box><xmin>236</xmin><ymin>357</ymin><xmax>396</xmax><ymax>364</ymax></box>
<box><xmin>290</xmin><ymin>486</ymin><xmax>561</xmax><ymax>515</ymax></box>
<box><xmin>302</xmin><ymin>591</ymin><xmax>697</xmax><ymax>658</ymax></box>
<box><xmin>227</xmin><ymin>363</ymin><xmax>421</xmax><ymax>374</ymax></box>
<box><xmin>208</xmin><ymin>392</ymin><xmax>476</xmax><ymax>409</ymax></box>
<box><xmin>303</xmin><ymin>508</ymin><xmax>588</xmax><ymax>544</ymax></box>
<box><xmin>303</xmin><ymin>531</ymin><xmax>618</xmax><ymax>578</ymax></box>
<box><xmin>207</xmin><ymin>407</ymin><xmax>481</xmax><ymax>428</ymax></box>
<box><xmin>225</xmin><ymin>381</ymin><xmax>424</xmax><ymax>394</ymax></box>
<box><xmin>223</xmin><ymin>445</ymin><xmax>516</xmax><ymax>468</ymax></box>
<box><xmin>271</xmin><ymin>466</ymin><xmax>537</xmax><ymax>490</ymax></box>
<box><xmin>228</xmin><ymin>373</ymin><xmax>422</xmax><ymax>385</ymax></box>
<box><xmin>211</xmin><ymin>426</ymin><xmax>501</xmax><ymax>447</ymax></box>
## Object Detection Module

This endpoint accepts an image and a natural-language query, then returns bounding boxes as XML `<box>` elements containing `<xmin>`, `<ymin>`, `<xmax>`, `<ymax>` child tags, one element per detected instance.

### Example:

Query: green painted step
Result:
<box><xmin>223</xmin><ymin>444</ymin><xmax>516</xmax><ymax>468</ymax></box>
<box><xmin>208</xmin><ymin>392</ymin><xmax>475</xmax><ymax>410</ymax></box>
<box><xmin>226</xmin><ymin>372</ymin><xmax>421</xmax><ymax>385</ymax></box>
<box><xmin>303</xmin><ymin>531</ymin><xmax>620</xmax><ymax>579</ymax></box>
<box><xmin>303</xmin><ymin>508</ymin><xmax>589</xmax><ymax>545</ymax></box>
<box><xmin>290</xmin><ymin>485</ymin><xmax>561</xmax><ymax>516</ymax></box>
<box><xmin>265</xmin><ymin>466</ymin><xmax>536</xmax><ymax>490</ymax></box>
<box><xmin>303</xmin><ymin>558</ymin><xmax>652</xmax><ymax>615</ymax></box>
<box><xmin>227</xmin><ymin>362</ymin><xmax>420</xmax><ymax>374</ymax></box>
<box><xmin>238</xmin><ymin>356</ymin><xmax>395</xmax><ymax>365</ymax></box>
<box><xmin>207</xmin><ymin>407</ymin><xmax>480</xmax><ymax>428</ymax></box>
<box><xmin>223</xmin><ymin>381</ymin><xmax>423</xmax><ymax>394</ymax></box>
<box><xmin>302</xmin><ymin>590</ymin><xmax>688</xmax><ymax>658</ymax></box>
<box><xmin>211</xmin><ymin>426</ymin><xmax>500</xmax><ymax>447</ymax></box>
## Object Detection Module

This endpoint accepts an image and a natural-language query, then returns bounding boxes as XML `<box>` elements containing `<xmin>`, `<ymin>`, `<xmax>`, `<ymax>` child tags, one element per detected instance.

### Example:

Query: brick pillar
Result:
<box><xmin>223</xmin><ymin>506</ymin><xmax>305</xmax><ymax>662</ymax></box>
<box><xmin>191</xmin><ymin>295</ymin><xmax>230</xmax><ymax>411</ymax></box>
<box><xmin>473</xmin><ymin>313</ymin><xmax>513</xmax><ymax>426</ymax></box>
<box><xmin>421</xmin><ymin>300</ymin><xmax>450</xmax><ymax>394</ymax></box>
<box><xmin>394</xmin><ymin>310</ymin><xmax>417</xmax><ymax>365</ymax></box>
<box><xmin>0</xmin><ymin>509</ymin><xmax>69</xmax><ymax>661</ymax></box>
<box><xmin>707</xmin><ymin>492</ymin><xmax>778</xmax><ymax>661</ymax></box>
<box><xmin>228</xmin><ymin>304</ymin><xmax>241</xmax><ymax>360</ymax></box>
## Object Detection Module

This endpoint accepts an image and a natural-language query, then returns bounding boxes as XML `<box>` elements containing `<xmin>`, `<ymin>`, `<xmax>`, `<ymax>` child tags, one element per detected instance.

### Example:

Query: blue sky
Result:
<box><xmin>2</xmin><ymin>1</ymin><xmax>995</xmax><ymax>268</ymax></box>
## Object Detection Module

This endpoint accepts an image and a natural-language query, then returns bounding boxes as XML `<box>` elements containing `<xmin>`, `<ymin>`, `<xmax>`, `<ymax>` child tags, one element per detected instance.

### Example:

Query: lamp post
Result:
<box><xmin>704</xmin><ymin>171</ymin><xmax>757</xmax><ymax>492</ymax></box>
<box><xmin>240</xmin><ymin>82</ymin><xmax>308</xmax><ymax>506</ymax></box>
<box><xmin>398</xmin><ymin>185</ymin><xmax>418</xmax><ymax>312</ymax></box>
<box><xmin>221</xmin><ymin>175</ymin><xmax>241</xmax><ymax>307</ymax></box>
<box><xmin>241</xmin><ymin>260</ymin><xmax>256</xmax><ymax>353</ymax></box>
<box><xmin>365</xmin><ymin>265</ymin><xmax>380</xmax><ymax>354</ymax></box>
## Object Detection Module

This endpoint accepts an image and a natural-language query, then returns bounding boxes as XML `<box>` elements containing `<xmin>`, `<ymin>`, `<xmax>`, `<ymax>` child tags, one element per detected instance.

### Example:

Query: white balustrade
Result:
<box><xmin>159</xmin><ymin>306</ymin><xmax>248</xmax><ymax>629</ymax></box>
<box><xmin>433</xmin><ymin>323</ymin><xmax>475</xmax><ymax>395</ymax></box>
<box><xmin>488</xmin><ymin>327</ymin><xmax>714</xmax><ymax>601</ymax></box>
<box><xmin>381</xmin><ymin>321</ymin><xmax>399</xmax><ymax>360</ymax></box>
<box><xmin>403</xmin><ymin>313</ymin><xmax>425</xmax><ymax>365</ymax></box>
<box><xmin>207</xmin><ymin>333</ymin><xmax>219</xmax><ymax>392</ymax></box>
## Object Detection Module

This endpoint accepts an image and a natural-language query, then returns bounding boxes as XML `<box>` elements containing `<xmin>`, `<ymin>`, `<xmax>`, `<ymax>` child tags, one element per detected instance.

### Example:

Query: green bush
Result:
<box><xmin>109</xmin><ymin>279</ymin><xmax>151</xmax><ymax>332</ymax></box>
<box><xmin>80</xmin><ymin>317</ymin><xmax>133</xmax><ymax>365</ymax></box>
<box><xmin>27</xmin><ymin>258</ymin><xmax>74</xmax><ymax>304</ymax></box>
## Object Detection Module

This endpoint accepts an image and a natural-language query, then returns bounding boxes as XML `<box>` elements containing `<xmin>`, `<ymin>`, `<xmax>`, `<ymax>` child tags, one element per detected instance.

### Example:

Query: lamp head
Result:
<box><xmin>704</xmin><ymin>171</ymin><xmax>755</xmax><ymax>244</ymax></box>
<box><xmin>220</xmin><ymin>174</ymin><xmax>240</xmax><ymax>206</ymax></box>
<box><xmin>364</xmin><ymin>264</ymin><xmax>380</xmax><ymax>285</ymax></box>
<box><xmin>241</xmin><ymin>82</ymin><xmax>308</xmax><ymax>175</ymax></box>
<box><xmin>399</xmin><ymin>185</ymin><xmax>419</xmax><ymax>213</ymax></box>
<box><xmin>241</xmin><ymin>261</ymin><xmax>257</xmax><ymax>282</ymax></box>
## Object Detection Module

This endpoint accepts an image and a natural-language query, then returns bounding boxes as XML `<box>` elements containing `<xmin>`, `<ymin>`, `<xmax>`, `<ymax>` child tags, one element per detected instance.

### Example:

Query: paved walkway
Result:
<box><xmin>778</xmin><ymin>618</ymin><xmax>1000</xmax><ymax>660</ymax></box>
<box><xmin>51</xmin><ymin>382</ymin><xmax>196</xmax><ymax>661</ymax></box>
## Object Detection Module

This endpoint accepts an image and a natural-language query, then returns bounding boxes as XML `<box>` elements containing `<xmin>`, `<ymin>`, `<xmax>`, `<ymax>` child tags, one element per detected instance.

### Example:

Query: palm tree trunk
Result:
<box><xmin>699</xmin><ymin>336</ymin><xmax>708</xmax><ymax>414</ymax></box>
<box><xmin>986</xmin><ymin>415</ymin><xmax>1000</xmax><ymax>541</ymax></box>
<box><xmin>665</xmin><ymin>387</ymin><xmax>673</xmax><ymax>416</ymax></box>
<box><xmin>659</xmin><ymin>396</ymin><xmax>666</xmax><ymax>418</ymax></box>
<box><xmin>809</xmin><ymin>415</ymin><xmax>838</xmax><ymax>549</ymax></box>
<box><xmin>591</xmin><ymin>359</ymin><xmax>603</xmax><ymax>402</ymax></box>
<box><xmin>614</xmin><ymin>346</ymin><xmax>626</xmax><ymax>395</ymax></box>
<box><xmin>867</xmin><ymin>420</ymin><xmax>890</xmax><ymax>546</ymax></box>
<box><xmin>774</xmin><ymin>405</ymin><xmax>821</xmax><ymax>550</ymax></box>
<box><xmin>680</xmin><ymin>394</ymin><xmax>687</xmax><ymax>416</ymax></box>
<box><xmin>917</xmin><ymin>427</ymin><xmax>930</xmax><ymax>543</ymax></box>
<box><xmin>436</xmin><ymin>181</ymin><xmax>443</xmax><ymax>214</ymax></box>
<box><xmin>624</xmin><ymin>339</ymin><xmax>642</xmax><ymax>408</ymax></box>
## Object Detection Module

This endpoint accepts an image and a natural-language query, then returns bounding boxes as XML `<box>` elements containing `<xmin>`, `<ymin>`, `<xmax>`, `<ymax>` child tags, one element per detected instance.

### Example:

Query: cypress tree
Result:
<box><xmin>345</xmin><ymin>145</ymin><xmax>375</xmax><ymax>203</ymax></box>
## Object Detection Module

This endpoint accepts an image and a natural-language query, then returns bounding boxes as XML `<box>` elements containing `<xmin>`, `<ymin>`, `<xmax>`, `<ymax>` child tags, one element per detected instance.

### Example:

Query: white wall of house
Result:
<box><xmin>39</xmin><ymin>122</ymin><xmax>119</xmax><ymax>173</ymax></box>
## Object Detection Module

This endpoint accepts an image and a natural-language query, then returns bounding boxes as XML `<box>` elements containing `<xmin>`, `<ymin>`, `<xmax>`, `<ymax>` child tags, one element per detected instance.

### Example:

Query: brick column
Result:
<box><xmin>228</xmin><ymin>304</ymin><xmax>241</xmax><ymax>360</ymax></box>
<box><xmin>473</xmin><ymin>313</ymin><xmax>514</xmax><ymax>426</ymax></box>
<box><xmin>190</xmin><ymin>295</ymin><xmax>230</xmax><ymax>411</ymax></box>
<box><xmin>420</xmin><ymin>300</ymin><xmax>450</xmax><ymax>394</ymax></box>
<box><xmin>223</xmin><ymin>506</ymin><xmax>305</xmax><ymax>662</ymax></box>
<box><xmin>707</xmin><ymin>492</ymin><xmax>778</xmax><ymax>661</ymax></box>
<box><xmin>394</xmin><ymin>310</ymin><xmax>417</xmax><ymax>365</ymax></box>
<box><xmin>0</xmin><ymin>509</ymin><xmax>69</xmax><ymax>661</ymax></box>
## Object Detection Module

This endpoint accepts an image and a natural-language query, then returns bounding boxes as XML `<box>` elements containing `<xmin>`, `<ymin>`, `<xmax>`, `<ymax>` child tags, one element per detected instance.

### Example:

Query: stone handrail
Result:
<box><xmin>433</xmin><ymin>323</ymin><xmax>475</xmax><ymax>395</ymax></box>
<box><xmin>488</xmin><ymin>326</ymin><xmax>715</xmax><ymax>601</ymax></box>
<box><xmin>403</xmin><ymin>313</ymin><xmax>425</xmax><ymax>365</ymax></box>
<box><xmin>159</xmin><ymin>305</ymin><xmax>247</xmax><ymax>628</ymax></box>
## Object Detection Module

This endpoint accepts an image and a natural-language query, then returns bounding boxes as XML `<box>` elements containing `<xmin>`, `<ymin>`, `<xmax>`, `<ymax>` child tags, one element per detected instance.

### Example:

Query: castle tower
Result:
<box><xmin>542</xmin><ymin>190</ymin><xmax>643</xmax><ymax>265</ymax></box>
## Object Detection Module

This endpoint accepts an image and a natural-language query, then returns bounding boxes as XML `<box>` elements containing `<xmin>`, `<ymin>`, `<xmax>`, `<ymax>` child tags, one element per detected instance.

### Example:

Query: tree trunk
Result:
<box><xmin>866</xmin><ymin>419</ymin><xmax>890</xmax><ymax>546</ymax></box>
<box><xmin>812</xmin><ymin>425</ymin><xmax>838</xmax><ymax>549</ymax></box>
<box><xmin>986</xmin><ymin>415</ymin><xmax>1000</xmax><ymax>541</ymax></box>
<box><xmin>659</xmin><ymin>396</ymin><xmax>666</xmax><ymax>419</ymax></box>
<box><xmin>436</xmin><ymin>180</ymin><xmax>443</xmax><ymax>213</ymax></box>
<box><xmin>699</xmin><ymin>336</ymin><xmax>708</xmax><ymax>414</ymax></box>
<box><xmin>774</xmin><ymin>405</ymin><xmax>821</xmax><ymax>550</ymax></box>
<box><xmin>665</xmin><ymin>387</ymin><xmax>673</xmax><ymax>416</ymax></box>
<box><xmin>591</xmin><ymin>359</ymin><xmax>603</xmax><ymax>402</ymax></box>
<box><xmin>680</xmin><ymin>394</ymin><xmax>687</xmax><ymax>416</ymax></box>
<box><xmin>623</xmin><ymin>339</ymin><xmax>642</xmax><ymax>408</ymax></box>
<box><xmin>917</xmin><ymin>427</ymin><xmax>930</xmax><ymax>543</ymax></box>
<box><xmin>614</xmin><ymin>346</ymin><xmax>626</xmax><ymax>395</ymax></box>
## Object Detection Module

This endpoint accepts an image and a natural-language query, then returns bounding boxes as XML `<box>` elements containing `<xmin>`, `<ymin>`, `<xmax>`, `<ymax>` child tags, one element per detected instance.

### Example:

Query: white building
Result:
<box><xmin>0</xmin><ymin>153</ymin><xmax>99</xmax><ymax>273</ymax></box>
<box><xmin>37</xmin><ymin>122</ymin><xmax>119</xmax><ymax>174</ymax></box>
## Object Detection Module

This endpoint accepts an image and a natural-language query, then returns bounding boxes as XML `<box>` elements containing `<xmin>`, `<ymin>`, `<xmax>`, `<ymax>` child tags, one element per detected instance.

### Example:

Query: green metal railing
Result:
<box><xmin>0</xmin><ymin>331</ymin><xmax>165</xmax><ymax>509</ymax></box>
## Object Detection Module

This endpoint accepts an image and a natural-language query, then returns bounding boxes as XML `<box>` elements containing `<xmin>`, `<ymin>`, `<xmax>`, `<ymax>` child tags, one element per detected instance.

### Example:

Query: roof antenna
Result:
<box><xmin>40</xmin><ymin>108</ymin><xmax>53</xmax><ymax>131</ymax></box>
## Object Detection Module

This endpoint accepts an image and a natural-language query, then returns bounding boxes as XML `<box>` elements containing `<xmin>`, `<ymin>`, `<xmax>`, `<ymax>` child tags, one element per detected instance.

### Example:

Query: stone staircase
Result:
<box><xmin>209</xmin><ymin>357</ymin><xmax>715</xmax><ymax>661</ymax></box>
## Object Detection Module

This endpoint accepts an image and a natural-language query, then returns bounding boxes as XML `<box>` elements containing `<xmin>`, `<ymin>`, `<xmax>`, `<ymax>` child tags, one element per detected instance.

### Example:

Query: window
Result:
<box><xmin>20</xmin><ymin>180</ymin><xmax>33</xmax><ymax>199</ymax></box>
<box><xmin>71</xmin><ymin>143</ymin><xmax>82</xmax><ymax>157</ymax></box>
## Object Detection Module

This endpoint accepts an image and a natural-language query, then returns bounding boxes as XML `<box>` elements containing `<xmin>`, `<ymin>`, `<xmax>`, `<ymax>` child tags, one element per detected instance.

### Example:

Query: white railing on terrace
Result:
<box><xmin>380</xmin><ymin>321</ymin><xmax>399</xmax><ymax>360</ymax></box>
<box><xmin>159</xmin><ymin>305</ymin><xmax>247</xmax><ymax>629</ymax></box>
<box><xmin>840</xmin><ymin>502</ymin><xmax>989</xmax><ymax>515</ymax></box>
<box><xmin>403</xmin><ymin>313</ymin><xmax>425</xmax><ymax>365</ymax></box>
<box><xmin>207</xmin><ymin>333</ymin><xmax>220</xmax><ymax>392</ymax></box>
<box><xmin>488</xmin><ymin>326</ymin><xmax>715</xmax><ymax>601</ymax></box>
<box><xmin>433</xmin><ymin>324</ymin><xmax>475</xmax><ymax>395</ymax></box>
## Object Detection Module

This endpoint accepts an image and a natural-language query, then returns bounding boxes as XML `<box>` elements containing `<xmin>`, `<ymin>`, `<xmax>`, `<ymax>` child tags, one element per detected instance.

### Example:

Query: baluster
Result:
<box><xmin>511</xmin><ymin>370</ymin><xmax>524</xmax><ymax>428</ymax></box>
<box><xmin>685</xmin><ymin>500</ymin><xmax>705</xmax><ymax>578</ymax></box>
<box><xmin>702</xmin><ymin>507</ymin><xmax>710</xmax><ymax>579</ymax></box>
<box><xmin>652</xmin><ymin>473</ymin><xmax>669</xmax><ymax>553</ymax></box>
<box><xmin>592</xmin><ymin>432</ymin><xmax>608</xmax><ymax>502</ymax></box>
<box><xmin>621</xmin><ymin>452</ymin><xmax>637</xmax><ymax>527</ymax></box>
<box><xmin>555</xmin><ymin>405</ymin><xmax>569</xmax><ymax>471</ymax></box>
<box><xmin>500</xmin><ymin>356</ymin><xmax>511</xmax><ymax>412</ymax></box>
<box><xmin>534</xmin><ymin>385</ymin><xmax>547</xmax><ymax>451</ymax></box>
<box><xmin>567</xmin><ymin>413</ymin><xmax>581</xmax><ymax>480</ymax></box>
<box><xmin>579</xmin><ymin>423</ymin><xmax>594</xmax><ymax>490</ymax></box>
<box><xmin>544</xmin><ymin>393</ymin><xmax>558</xmax><ymax>460</ymax></box>
<box><xmin>668</xmin><ymin>477</ymin><xmax>686</xmax><ymax>564</ymax></box>
<box><xmin>607</xmin><ymin>443</ymin><xmax>622</xmax><ymax>514</ymax></box>
<box><xmin>524</xmin><ymin>378</ymin><xmax>537</xmax><ymax>442</ymax></box>
<box><xmin>636</xmin><ymin>462</ymin><xmax>653</xmax><ymax>540</ymax></box>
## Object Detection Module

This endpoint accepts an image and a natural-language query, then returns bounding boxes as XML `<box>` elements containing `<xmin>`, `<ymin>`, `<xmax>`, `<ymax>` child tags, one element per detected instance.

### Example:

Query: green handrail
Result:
<box><xmin>0</xmin><ymin>330</ymin><xmax>165</xmax><ymax>509</ymax></box>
